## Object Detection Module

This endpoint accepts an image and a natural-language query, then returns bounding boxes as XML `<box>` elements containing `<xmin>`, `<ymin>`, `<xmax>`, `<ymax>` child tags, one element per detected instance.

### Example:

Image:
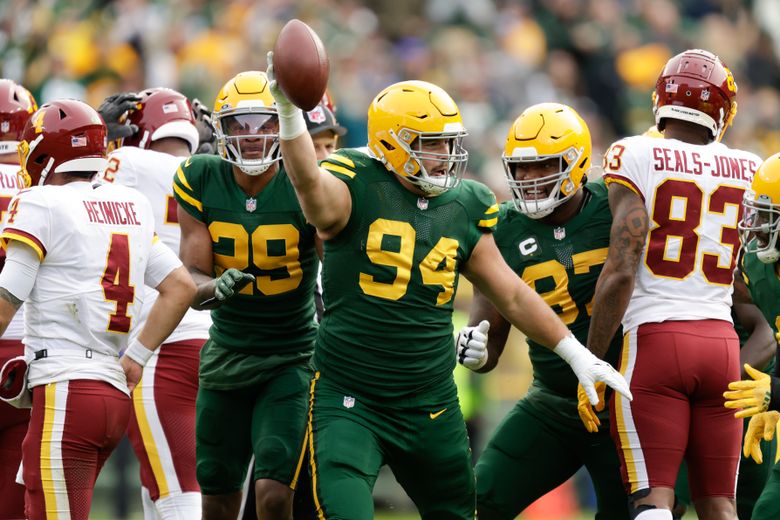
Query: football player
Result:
<box><xmin>174</xmin><ymin>71</ymin><xmax>319</xmax><ymax>520</ymax></box>
<box><xmin>0</xmin><ymin>99</ymin><xmax>195</xmax><ymax>519</ymax></box>
<box><xmin>723</xmin><ymin>151</ymin><xmax>780</xmax><ymax>518</ymax></box>
<box><xmin>265</xmin><ymin>50</ymin><xmax>631</xmax><ymax>518</ymax></box>
<box><xmin>0</xmin><ymin>77</ymin><xmax>36</xmax><ymax>520</ymax></box>
<box><xmin>455</xmin><ymin>103</ymin><xmax>629</xmax><ymax>518</ymax></box>
<box><xmin>97</xmin><ymin>87</ymin><xmax>209</xmax><ymax>519</ymax></box>
<box><xmin>587</xmin><ymin>49</ymin><xmax>759</xmax><ymax>519</ymax></box>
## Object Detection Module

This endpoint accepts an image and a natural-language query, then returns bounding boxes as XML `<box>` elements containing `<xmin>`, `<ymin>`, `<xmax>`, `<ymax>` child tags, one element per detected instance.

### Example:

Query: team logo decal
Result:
<box><xmin>554</xmin><ymin>227</ymin><xmax>566</xmax><ymax>240</ymax></box>
<box><xmin>700</xmin><ymin>89</ymin><xmax>710</xmax><ymax>101</ymax></box>
<box><xmin>306</xmin><ymin>106</ymin><xmax>326</xmax><ymax>124</ymax></box>
<box><xmin>0</xmin><ymin>121</ymin><xmax>8</xmax><ymax>133</ymax></box>
<box><xmin>343</xmin><ymin>396</ymin><xmax>356</xmax><ymax>408</ymax></box>
<box><xmin>417</xmin><ymin>197</ymin><xmax>429</xmax><ymax>210</ymax></box>
<box><xmin>245</xmin><ymin>197</ymin><xmax>257</xmax><ymax>212</ymax></box>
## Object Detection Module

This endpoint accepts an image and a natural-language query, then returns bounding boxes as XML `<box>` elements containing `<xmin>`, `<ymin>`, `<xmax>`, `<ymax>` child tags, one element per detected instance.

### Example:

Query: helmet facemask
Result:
<box><xmin>384</xmin><ymin>126</ymin><xmax>468</xmax><ymax>197</ymax></box>
<box><xmin>214</xmin><ymin>107</ymin><xmax>280</xmax><ymax>176</ymax></box>
<box><xmin>503</xmin><ymin>146</ymin><xmax>584</xmax><ymax>219</ymax></box>
<box><xmin>740</xmin><ymin>190</ymin><xmax>780</xmax><ymax>264</ymax></box>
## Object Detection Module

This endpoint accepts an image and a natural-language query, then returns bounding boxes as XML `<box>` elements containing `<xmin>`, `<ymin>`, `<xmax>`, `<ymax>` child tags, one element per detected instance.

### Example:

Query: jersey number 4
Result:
<box><xmin>360</xmin><ymin>219</ymin><xmax>458</xmax><ymax>305</ymax></box>
<box><xmin>647</xmin><ymin>179</ymin><xmax>743</xmax><ymax>285</ymax></box>
<box><xmin>102</xmin><ymin>233</ymin><xmax>135</xmax><ymax>333</ymax></box>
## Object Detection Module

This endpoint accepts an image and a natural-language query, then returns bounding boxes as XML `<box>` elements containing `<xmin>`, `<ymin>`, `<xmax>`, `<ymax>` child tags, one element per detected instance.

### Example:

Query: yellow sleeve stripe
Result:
<box><xmin>603</xmin><ymin>174</ymin><xmax>644</xmax><ymax>202</ymax></box>
<box><xmin>321</xmin><ymin>163</ymin><xmax>355</xmax><ymax>179</ymax></box>
<box><xmin>173</xmin><ymin>183</ymin><xmax>203</xmax><ymax>212</ymax></box>
<box><xmin>484</xmin><ymin>204</ymin><xmax>499</xmax><ymax>215</ymax></box>
<box><xmin>1</xmin><ymin>231</ymin><xmax>45</xmax><ymax>261</ymax></box>
<box><xmin>175</xmin><ymin>166</ymin><xmax>194</xmax><ymax>192</ymax></box>
<box><xmin>326</xmin><ymin>154</ymin><xmax>355</xmax><ymax>168</ymax></box>
<box><xmin>478</xmin><ymin>217</ymin><xmax>498</xmax><ymax>228</ymax></box>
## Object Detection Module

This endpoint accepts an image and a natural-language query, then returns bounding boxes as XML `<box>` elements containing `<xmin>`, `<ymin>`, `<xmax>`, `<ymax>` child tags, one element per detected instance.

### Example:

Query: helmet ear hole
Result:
<box><xmin>379</xmin><ymin>139</ymin><xmax>395</xmax><ymax>151</ymax></box>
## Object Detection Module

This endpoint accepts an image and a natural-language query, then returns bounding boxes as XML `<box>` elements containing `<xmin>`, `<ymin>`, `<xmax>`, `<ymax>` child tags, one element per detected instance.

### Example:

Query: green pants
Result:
<box><xmin>309</xmin><ymin>373</ymin><xmax>475</xmax><ymax>519</ymax></box>
<box><xmin>195</xmin><ymin>362</ymin><xmax>312</xmax><ymax>495</ymax></box>
<box><xmin>475</xmin><ymin>397</ymin><xmax>628</xmax><ymax>519</ymax></box>
<box><xmin>674</xmin><ymin>417</ymin><xmax>774</xmax><ymax>519</ymax></box>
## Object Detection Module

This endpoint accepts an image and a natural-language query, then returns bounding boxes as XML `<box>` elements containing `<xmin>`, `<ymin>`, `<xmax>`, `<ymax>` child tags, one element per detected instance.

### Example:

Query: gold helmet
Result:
<box><xmin>740</xmin><ymin>152</ymin><xmax>780</xmax><ymax>263</ymax></box>
<box><xmin>213</xmin><ymin>71</ymin><xmax>279</xmax><ymax>175</ymax></box>
<box><xmin>502</xmin><ymin>103</ymin><xmax>592</xmax><ymax>219</ymax></box>
<box><xmin>367</xmin><ymin>80</ymin><xmax>468</xmax><ymax>196</ymax></box>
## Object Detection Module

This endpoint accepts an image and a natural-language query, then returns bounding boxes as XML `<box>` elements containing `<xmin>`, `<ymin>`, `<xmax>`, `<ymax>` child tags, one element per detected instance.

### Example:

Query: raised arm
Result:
<box><xmin>267</xmin><ymin>52</ymin><xmax>351</xmax><ymax>240</ymax></box>
<box><xmin>586</xmin><ymin>183</ymin><xmax>648</xmax><ymax>358</ymax></box>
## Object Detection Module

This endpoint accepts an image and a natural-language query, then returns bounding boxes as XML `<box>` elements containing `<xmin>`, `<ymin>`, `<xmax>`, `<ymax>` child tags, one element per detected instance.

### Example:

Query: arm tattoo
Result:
<box><xmin>0</xmin><ymin>287</ymin><xmax>23</xmax><ymax>309</ymax></box>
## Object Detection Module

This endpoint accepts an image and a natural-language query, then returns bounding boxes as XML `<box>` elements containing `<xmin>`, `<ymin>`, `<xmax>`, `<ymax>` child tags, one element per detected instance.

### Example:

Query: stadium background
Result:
<box><xmin>2</xmin><ymin>0</ymin><xmax>780</xmax><ymax>517</ymax></box>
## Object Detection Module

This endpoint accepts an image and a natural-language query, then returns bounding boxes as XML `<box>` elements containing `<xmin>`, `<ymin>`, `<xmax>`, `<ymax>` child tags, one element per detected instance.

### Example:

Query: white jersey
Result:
<box><xmin>603</xmin><ymin>135</ymin><xmax>760</xmax><ymax>332</ymax></box>
<box><xmin>0</xmin><ymin>182</ymin><xmax>182</xmax><ymax>393</ymax></box>
<box><xmin>100</xmin><ymin>146</ymin><xmax>211</xmax><ymax>343</ymax></box>
<box><xmin>0</xmin><ymin>162</ymin><xmax>25</xmax><ymax>339</ymax></box>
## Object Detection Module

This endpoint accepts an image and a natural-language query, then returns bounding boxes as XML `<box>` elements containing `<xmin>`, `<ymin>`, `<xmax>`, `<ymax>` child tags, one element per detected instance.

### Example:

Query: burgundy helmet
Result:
<box><xmin>0</xmin><ymin>79</ymin><xmax>37</xmax><ymax>155</ymax></box>
<box><xmin>18</xmin><ymin>99</ymin><xmax>107</xmax><ymax>186</ymax></box>
<box><xmin>653</xmin><ymin>49</ymin><xmax>738</xmax><ymax>142</ymax></box>
<box><xmin>121</xmin><ymin>87</ymin><xmax>198</xmax><ymax>154</ymax></box>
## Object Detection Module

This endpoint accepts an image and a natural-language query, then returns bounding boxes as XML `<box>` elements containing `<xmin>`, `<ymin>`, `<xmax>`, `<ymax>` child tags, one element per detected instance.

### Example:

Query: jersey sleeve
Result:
<box><xmin>172</xmin><ymin>156</ymin><xmax>204</xmax><ymax>221</ymax></box>
<box><xmin>602</xmin><ymin>137</ymin><xmax>649</xmax><ymax>202</ymax></box>
<box><xmin>144</xmin><ymin>237</ymin><xmax>183</xmax><ymax>289</ymax></box>
<box><xmin>320</xmin><ymin>151</ymin><xmax>359</xmax><ymax>184</ymax></box>
<box><xmin>0</xmin><ymin>189</ymin><xmax>51</xmax><ymax>261</ymax></box>
<box><xmin>99</xmin><ymin>148</ymin><xmax>138</xmax><ymax>187</ymax></box>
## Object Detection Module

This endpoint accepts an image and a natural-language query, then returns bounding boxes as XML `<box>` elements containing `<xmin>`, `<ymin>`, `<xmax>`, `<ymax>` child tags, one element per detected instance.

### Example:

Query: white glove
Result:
<box><xmin>554</xmin><ymin>335</ymin><xmax>633</xmax><ymax>405</ymax></box>
<box><xmin>456</xmin><ymin>320</ymin><xmax>490</xmax><ymax>371</ymax></box>
<box><xmin>266</xmin><ymin>51</ymin><xmax>307</xmax><ymax>140</ymax></box>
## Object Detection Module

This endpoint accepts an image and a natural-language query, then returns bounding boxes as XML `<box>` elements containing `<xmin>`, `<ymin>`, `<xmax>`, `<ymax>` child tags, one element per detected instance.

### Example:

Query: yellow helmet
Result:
<box><xmin>213</xmin><ymin>71</ymin><xmax>279</xmax><ymax>175</ymax></box>
<box><xmin>502</xmin><ymin>103</ymin><xmax>592</xmax><ymax>219</ymax></box>
<box><xmin>367</xmin><ymin>80</ymin><xmax>468</xmax><ymax>196</ymax></box>
<box><xmin>740</xmin><ymin>152</ymin><xmax>780</xmax><ymax>263</ymax></box>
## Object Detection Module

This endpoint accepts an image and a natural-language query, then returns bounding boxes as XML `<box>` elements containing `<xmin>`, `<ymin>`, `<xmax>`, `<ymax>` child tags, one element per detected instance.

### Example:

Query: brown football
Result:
<box><xmin>272</xmin><ymin>19</ymin><xmax>329</xmax><ymax>111</ymax></box>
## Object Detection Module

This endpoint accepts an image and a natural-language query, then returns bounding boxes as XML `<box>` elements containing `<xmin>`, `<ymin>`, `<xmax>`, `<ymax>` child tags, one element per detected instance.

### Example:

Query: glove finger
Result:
<box><xmin>583</xmin><ymin>384</ymin><xmax>599</xmax><ymax>406</ymax></box>
<box><xmin>470</xmin><ymin>330</ymin><xmax>487</xmax><ymax>344</ymax></box>
<box><xmin>605</xmin><ymin>373</ymin><xmax>633</xmax><ymax>402</ymax></box>
<box><xmin>463</xmin><ymin>348</ymin><xmax>485</xmax><ymax>360</ymax></box>
<box><xmin>266</xmin><ymin>51</ymin><xmax>275</xmax><ymax>79</ymax></box>
<box><xmin>724</xmin><ymin>397</ymin><xmax>755</xmax><ymax>409</ymax></box>
<box><xmin>477</xmin><ymin>320</ymin><xmax>490</xmax><ymax>334</ymax></box>
<box><xmin>727</xmin><ymin>381</ymin><xmax>758</xmax><ymax>391</ymax></box>
<box><xmin>744</xmin><ymin>363</ymin><xmax>765</xmax><ymax>380</ymax></box>
<box><xmin>735</xmin><ymin>406</ymin><xmax>762</xmax><ymax>419</ymax></box>
<box><xmin>594</xmin><ymin>382</ymin><xmax>607</xmax><ymax>412</ymax></box>
<box><xmin>751</xmin><ymin>441</ymin><xmax>763</xmax><ymax>464</ymax></box>
<box><xmin>764</xmin><ymin>419</ymin><xmax>776</xmax><ymax>441</ymax></box>
<box><xmin>723</xmin><ymin>388</ymin><xmax>751</xmax><ymax>400</ymax></box>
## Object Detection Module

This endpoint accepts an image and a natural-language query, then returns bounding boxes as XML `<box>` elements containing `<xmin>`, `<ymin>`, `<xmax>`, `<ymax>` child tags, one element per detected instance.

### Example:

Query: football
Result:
<box><xmin>272</xmin><ymin>19</ymin><xmax>329</xmax><ymax>111</ymax></box>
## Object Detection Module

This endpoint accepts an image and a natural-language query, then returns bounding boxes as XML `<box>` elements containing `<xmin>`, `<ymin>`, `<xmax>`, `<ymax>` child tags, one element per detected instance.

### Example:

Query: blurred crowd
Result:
<box><xmin>2</xmin><ymin>0</ymin><xmax>780</xmax><ymax>197</ymax></box>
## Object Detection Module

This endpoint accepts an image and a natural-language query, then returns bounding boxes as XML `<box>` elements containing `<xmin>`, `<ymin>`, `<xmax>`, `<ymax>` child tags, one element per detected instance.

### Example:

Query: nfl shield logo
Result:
<box><xmin>245</xmin><ymin>198</ymin><xmax>257</xmax><ymax>212</ymax></box>
<box><xmin>417</xmin><ymin>197</ymin><xmax>429</xmax><ymax>210</ymax></box>
<box><xmin>343</xmin><ymin>396</ymin><xmax>356</xmax><ymax>408</ymax></box>
<box><xmin>700</xmin><ymin>89</ymin><xmax>710</xmax><ymax>101</ymax></box>
<box><xmin>553</xmin><ymin>227</ymin><xmax>566</xmax><ymax>240</ymax></box>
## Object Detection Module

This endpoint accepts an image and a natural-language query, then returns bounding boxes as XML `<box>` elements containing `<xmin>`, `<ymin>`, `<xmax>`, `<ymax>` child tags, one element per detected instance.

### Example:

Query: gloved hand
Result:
<box><xmin>724</xmin><ymin>363</ymin><xmax>771</xmax><ymax>419</ymax></box>
<box><xmin>191</xmin><ymin>98</ymin><xmax>217</xmax><ymax>155</ymax></box>
<box><xmin>577</xmin><ymin>381</ymin><xmax>606</xmax><ymax>433</ymax></box>
<box><xmin>266</xmin><ymin>51</ymin><xmax>306</xmax><ymax>140</ymax></box>
<box><xmin>555</xmin><ymin>336</ymin><xmax>632</xmax><ymax>405</ymax></box>
<box><xmin>742</xmin><ymin>411</ymin><xmax>780</xmax><ymax>464</ymax></box>
<box><xmin>98</xmin><ymin>92</ymin><xmax>141</xmax><ymax>141</ymax></box>
<box><xmin>215</xmin><ymin>268</ymin><xmax>255</xmax><ymax>301</ymax></box>
<box><xmin>455</xmin><ymin>320</ymin><xmax>490</xmax><ymax>371</ymax></box>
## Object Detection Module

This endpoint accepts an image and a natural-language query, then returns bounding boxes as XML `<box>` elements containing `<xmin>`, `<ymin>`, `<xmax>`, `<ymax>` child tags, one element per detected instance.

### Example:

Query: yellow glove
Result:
<box><xmin>577</xmin><ymin>381</ymin><xmax>606</xmax><ymax>433</ymax></box>
<box><xmin>743</xmin><ymin>411</ymin><xmax>780</xmax><ymax>464</ymax></box>
<box><xmin>723</xmin><ymin>364</ymin><xmax>771</xmax><ymax>419</ymax></box>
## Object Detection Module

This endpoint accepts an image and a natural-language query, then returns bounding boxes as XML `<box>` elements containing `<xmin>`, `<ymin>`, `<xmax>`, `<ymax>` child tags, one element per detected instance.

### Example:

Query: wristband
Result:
<box><xmin>277</xmin><ymin>108</ymin><xmax>307</xmax><ymax>141</ymax></box>
<box><xmin>770</xmin><ymin>375</ymin><xmax>780</xmax><ymax>412</ymax></box>
<box><xmin>553</xmin><ymin>334</ymin><xmax>587</xmax><ymax>363</ymax></box>
<box><xmin>124</xmin><ymin>339</ymin><xmax>154</xmax><ymax>366</ymax></box>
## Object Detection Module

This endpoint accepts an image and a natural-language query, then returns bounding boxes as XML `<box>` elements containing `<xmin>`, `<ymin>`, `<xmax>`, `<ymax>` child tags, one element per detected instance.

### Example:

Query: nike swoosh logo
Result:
<box><xmin>429</xmin><ymin>408</ymin><xmax>447</xmax><ymax>420</ymax></box>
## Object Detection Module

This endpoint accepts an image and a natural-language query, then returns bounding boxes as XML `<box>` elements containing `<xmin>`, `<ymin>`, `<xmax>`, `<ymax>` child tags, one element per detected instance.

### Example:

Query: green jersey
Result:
<box><xmin>315</xmin><ymin>149</ymin><xmax>498</xmax><ymax>402</ymax></box>
<box><xmin>173</xmin><ymin>155</ymin><xmax>318</xmax><ymax>381</ymax></box>
<box><xmin>741</xmin><ymin>244</ymin><xmax>780</xmax><ymax>373</ymax></box>
<box><xmin>494</xmin><ymin>178</ymin><xmax>622</xmax><ymax>401</ymax></box>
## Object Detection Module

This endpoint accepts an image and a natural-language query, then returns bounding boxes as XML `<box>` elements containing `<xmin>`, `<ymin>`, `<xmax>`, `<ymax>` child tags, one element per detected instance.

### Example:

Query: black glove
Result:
<box><xmin>98</xmin><ymin>92</ymin><xmax>142</xmax><ymax>142</ymax></box>
<box><xmin>191</xmin><ymin>98</ymin><xmax>217</xmax><ymax>155</ymax></box>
